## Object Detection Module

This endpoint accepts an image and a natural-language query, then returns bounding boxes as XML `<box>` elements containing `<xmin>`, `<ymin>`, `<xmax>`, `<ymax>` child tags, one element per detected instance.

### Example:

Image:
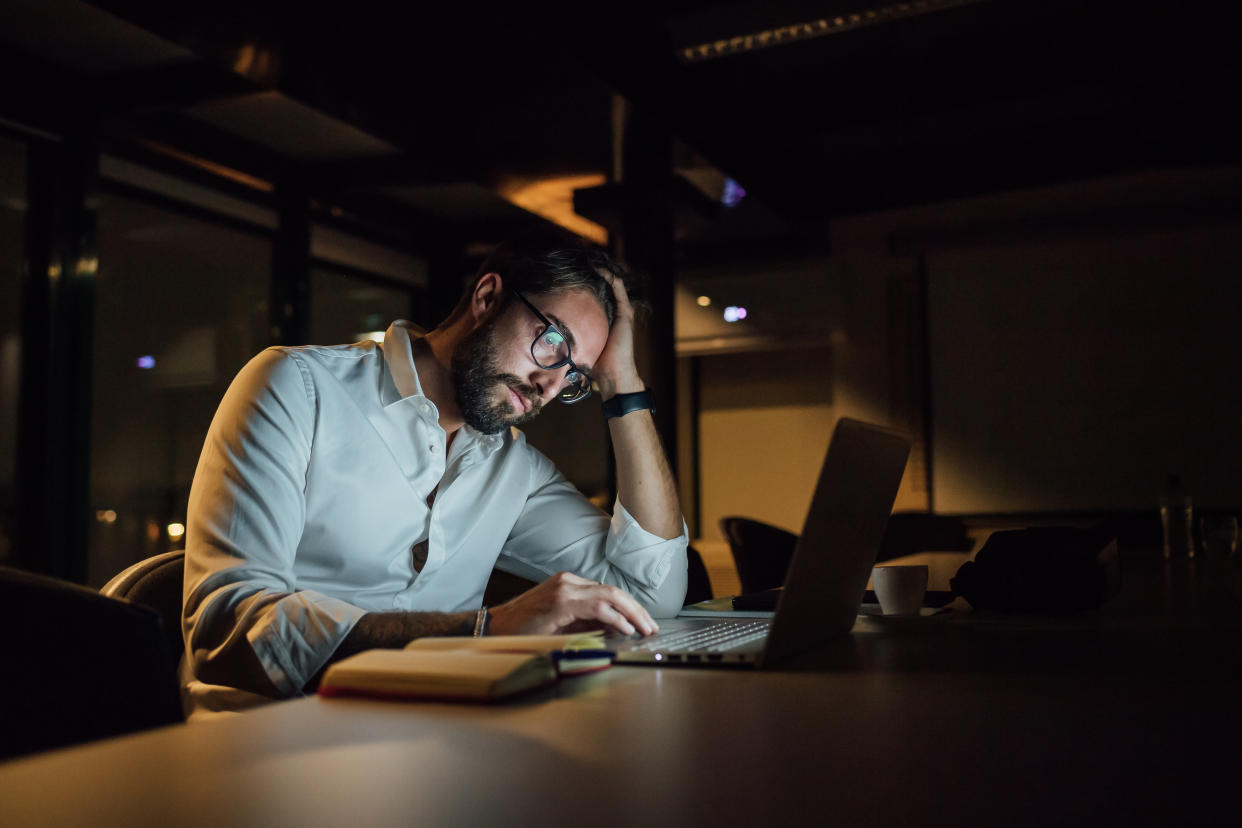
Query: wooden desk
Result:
<box><xmin>3</xmin><ymin>555</ymin><xmax>1239</xmax><ymax>826</ymax></box>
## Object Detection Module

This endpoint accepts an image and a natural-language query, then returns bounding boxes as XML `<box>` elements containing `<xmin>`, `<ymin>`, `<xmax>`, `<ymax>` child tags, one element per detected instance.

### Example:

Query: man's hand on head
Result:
<box><xmin>486</xmin><ymin>572</ymin><xmax>659</xmax><ymax>637</ymax></box>
<box><xmin>592</xmin><ymin>274</ymin><xmax>645</xmax><ymax>400</ymax></box>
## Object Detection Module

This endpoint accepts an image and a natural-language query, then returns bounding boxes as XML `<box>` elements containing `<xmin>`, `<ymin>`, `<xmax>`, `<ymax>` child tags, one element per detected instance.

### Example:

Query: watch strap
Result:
<box><xmin>602</xmin><ymin>390</ymin><xmax>655</xmax><ymax>420</ymax></box>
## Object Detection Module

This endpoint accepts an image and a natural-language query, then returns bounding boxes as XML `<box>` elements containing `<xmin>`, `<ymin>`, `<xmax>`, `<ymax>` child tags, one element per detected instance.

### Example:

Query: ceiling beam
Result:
<box><xmin>88</xmin><ymin>59</ymin><xmax>260</xmax><ymax>115</ymax></box>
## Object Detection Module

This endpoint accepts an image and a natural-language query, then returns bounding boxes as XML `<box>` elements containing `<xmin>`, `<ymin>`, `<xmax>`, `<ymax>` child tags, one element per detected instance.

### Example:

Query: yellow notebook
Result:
<box><xmin>318</xmin><ymin>632</ymin><xmax>611</xmax><ymax>702</ymax></box>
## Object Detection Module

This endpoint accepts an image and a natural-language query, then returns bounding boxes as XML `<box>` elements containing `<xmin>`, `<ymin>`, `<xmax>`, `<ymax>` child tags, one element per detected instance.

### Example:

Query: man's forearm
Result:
<box><xmin>607</xmin><ymin>406</ymin><xmax>682</xmax><ymax>540</ymax></box>
<box><xmin>304</xmin><ymin>610</ymin><xmax>475</xmax><ymax>691</ymax></box>
<box><xmin>593</xmin><ymin>274</ymin><xmax>683</xmax><ymax>542</ymax></box>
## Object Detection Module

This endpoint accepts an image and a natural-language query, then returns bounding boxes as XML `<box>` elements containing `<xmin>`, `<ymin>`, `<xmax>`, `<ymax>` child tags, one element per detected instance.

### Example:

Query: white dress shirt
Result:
<box><xmin>183</xmin><ymin>321</ymin><xmax>687</xmax><ymax>708</ymax></box>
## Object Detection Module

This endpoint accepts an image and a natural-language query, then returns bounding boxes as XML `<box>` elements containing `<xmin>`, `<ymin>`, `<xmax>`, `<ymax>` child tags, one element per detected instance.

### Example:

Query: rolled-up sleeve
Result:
<box><xmin>183</xmin><ymin>348</ymin><xmax>365</xmax><ymax>697</ymax></box>
<box><xmin>497</xmin><ymin>448</ymin><xmax>689</xmax><ymax>618</ymax></box>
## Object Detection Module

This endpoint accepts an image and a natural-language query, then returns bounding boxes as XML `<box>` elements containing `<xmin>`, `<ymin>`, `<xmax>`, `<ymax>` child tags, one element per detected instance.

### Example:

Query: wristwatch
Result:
<box><xmin>601</xmin><ymin>390</ymin><xmax>655</xmax><ymax>420</ymax></box>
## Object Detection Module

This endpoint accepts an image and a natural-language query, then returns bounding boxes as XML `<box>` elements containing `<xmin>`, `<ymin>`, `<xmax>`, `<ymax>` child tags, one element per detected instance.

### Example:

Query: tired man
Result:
<box><xmin>182</xmin><ymin>232</ymin><xmax>687</xmax><ymax>712</ymax></box>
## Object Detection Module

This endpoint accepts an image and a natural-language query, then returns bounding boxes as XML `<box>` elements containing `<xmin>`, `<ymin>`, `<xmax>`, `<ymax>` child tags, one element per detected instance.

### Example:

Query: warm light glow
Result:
<box><xmin>357</xmin><ymin>331</ymin><xmax>386</xmax><ymax>343</ymax></box>
<box><xmin>95</xmin><ymin>509</ymin><xmax>117</xmax><ymax>524</ymax></box>
<box><xmin>167</xmin><ymin>522</ymin><xmax>186</xmax><ymax>541</ymax></box>
<box><xmin>230</xmin><ymin>43</ymin><xmax>278</xmax><ymax>86</ymax></box>
<box><xmin>697</xmin><ymin>295</ymin><xmax>712</xmax><ymax>307</ymax></box>
<box><xmin>137</xmin><ymin>138</ymin><xmax>274</xmax><ymax>193</ymax></box>
<box><xmin>496</xmin><ymin>174</ymin><xmax>608</xmax><ymax>244</ymax></box>
<box><xmin>146</xmin><ymin>522</ymin><xmax>160</xmax><ymax>542</ymax></box>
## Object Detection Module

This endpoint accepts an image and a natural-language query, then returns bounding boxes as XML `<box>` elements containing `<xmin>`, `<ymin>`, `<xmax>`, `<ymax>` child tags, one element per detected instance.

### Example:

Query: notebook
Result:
<box><xmin>318</xmin><ymin>632</ymin><xmax>612</xmax><ymax>701</ymax></box>
<box><xmin>609</xmin><ymin>417</ymin><xmax>911</xmax><ymax>668</ymax></box>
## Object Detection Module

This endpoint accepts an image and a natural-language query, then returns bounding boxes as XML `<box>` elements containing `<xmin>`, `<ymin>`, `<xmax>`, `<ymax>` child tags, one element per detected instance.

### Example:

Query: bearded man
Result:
<box><xmin>182</xmin><ymin>232</ymin><xmax>687</xmax><ymax>712</ymax></box>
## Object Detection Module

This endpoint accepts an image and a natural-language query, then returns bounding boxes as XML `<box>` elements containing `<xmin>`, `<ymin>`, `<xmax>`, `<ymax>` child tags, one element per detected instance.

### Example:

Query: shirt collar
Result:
<box><xmin>380</xmin><ymin>320</ymin><xmax>507</xmax><ymax>454</ymax></box>
<box><xmin>381</xmin><ymin>320</ymin><xmax>426</xmax><ymax>401</ymax></box>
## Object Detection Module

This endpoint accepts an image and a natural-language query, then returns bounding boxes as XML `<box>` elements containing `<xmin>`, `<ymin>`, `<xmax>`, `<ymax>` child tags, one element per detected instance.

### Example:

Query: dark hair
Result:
<box><xmin>453</xmin><ymin>227</ymin><xmax>628</xmax><ymax>325</ymax></box>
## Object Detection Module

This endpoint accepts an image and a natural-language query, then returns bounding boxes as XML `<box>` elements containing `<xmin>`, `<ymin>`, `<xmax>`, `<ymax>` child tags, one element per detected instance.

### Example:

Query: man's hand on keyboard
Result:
<box><xmin>488</xmin><ymin>572</ymin><xmax>660</xmax><ymax>637</ymax></box>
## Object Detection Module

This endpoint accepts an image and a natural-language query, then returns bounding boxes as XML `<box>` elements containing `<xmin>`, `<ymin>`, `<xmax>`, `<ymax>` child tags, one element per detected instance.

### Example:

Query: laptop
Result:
<box><xmin>610</xmin><ymin>417</ymin><xmax>911</xmax><ymax>668</ymax></box>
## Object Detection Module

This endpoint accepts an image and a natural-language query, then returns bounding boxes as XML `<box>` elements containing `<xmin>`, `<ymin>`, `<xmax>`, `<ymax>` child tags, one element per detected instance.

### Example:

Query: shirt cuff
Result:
<box><xmin>249</xmin><ymin>590</ymin><xmax>369</xmax><ymax>696</ymax></box>
<box><xmin>607</xmin><ymin>499</ymin><xmax>689</xmax><ymax>590</ymax></box>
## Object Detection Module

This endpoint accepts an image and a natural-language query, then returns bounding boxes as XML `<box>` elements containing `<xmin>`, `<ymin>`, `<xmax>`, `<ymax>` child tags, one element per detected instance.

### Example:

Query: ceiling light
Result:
<box><xmin>697</xmin><ymin>295</ymin><xmax>712</xmax><ymax>307</ymax></box>
<box><xmin>676</xmin><ymin>0</ymin><xmax>985</xmax><ymax>63</ymax></box>
<box><xmin>497</xmin><ymin>174</ymin><xmax>608</xmax><ymax>244</ymax></box>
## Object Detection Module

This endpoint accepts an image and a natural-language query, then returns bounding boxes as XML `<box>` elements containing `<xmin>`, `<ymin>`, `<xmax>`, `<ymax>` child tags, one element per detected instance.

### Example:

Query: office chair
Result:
<box><xmin>718</xmin><ymin>517</ymin><xmax>799</xmax><ymax>595</ymax></box>
<box><xmin>0</xmin><ymin>566</ymin><xmax>185</xmax><ymax>761</ymax></box>
<box><xmin>101</xmin><ymin>550</ymin><xmax>187</xmax><ymax>662</ymax></box>
<box><xmin>685</xmin><ymin>545</ymin><xmax>712</xmax><ymax>605</ymax></box>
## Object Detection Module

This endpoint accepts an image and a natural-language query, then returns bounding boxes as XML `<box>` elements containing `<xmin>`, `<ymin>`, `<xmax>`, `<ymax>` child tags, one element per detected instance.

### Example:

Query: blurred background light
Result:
<box><xmin>136</xmin><ymin>355</ymin><xmax>155</xmax><ymax>369</ymax></box>
<box><xmin>722</xmin><ymin>179</ymin><xmax>746</xmax><ymax>207</ymax></box>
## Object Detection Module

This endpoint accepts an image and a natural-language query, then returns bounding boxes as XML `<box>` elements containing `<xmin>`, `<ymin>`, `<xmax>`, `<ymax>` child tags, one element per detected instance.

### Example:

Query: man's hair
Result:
<box><xmin>451</xmin><ymin>227</ymin><xmax>627</xmax><ymax>325</ymax></box>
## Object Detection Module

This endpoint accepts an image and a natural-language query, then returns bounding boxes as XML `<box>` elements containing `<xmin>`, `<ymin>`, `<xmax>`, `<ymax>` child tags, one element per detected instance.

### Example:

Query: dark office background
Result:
<box><xmin>1</xmin><ymin>1</ymin><xmax>1239</xmax><ymax>586</ymax></box>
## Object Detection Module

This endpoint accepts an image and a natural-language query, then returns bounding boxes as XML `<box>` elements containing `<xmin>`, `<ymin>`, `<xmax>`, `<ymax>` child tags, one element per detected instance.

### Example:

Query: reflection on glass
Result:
<box><xmin>90</xmin><ymin>192</ymin><xmax>272</xmax><ymax>586</ymax></box>
<box><xmin>0</xmin><ymin>134</ymin><xmax>26</xmax><ymax>569</ymax></box>
<box><xmin>309</xmin><ymin>266</ymin><xmax>415</xmax><ymax>346</ymax></box>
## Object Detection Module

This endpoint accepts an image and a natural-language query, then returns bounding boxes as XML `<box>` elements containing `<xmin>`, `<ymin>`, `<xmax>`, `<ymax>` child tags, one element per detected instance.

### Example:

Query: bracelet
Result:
<box><xmin>601</xmin><ymin>390</ymin><xmax>655</xmax><ymax>420</ymax></box>
<box><xmin>472</xmin><ymin>606</ymin><xmax>489</xmax><ymax>637</ymax></box>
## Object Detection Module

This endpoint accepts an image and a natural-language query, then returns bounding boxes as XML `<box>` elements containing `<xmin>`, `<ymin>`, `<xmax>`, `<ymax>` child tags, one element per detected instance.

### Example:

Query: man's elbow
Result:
<box><xmin>187</xmin><ymin>636</ymin><xmax>285</xmax><ymax>698</ymax></box>
<box><xmin>646</xmin><ymin>593</ymin><xmax>686</xmax><ymax>619</ymax></box>
<box><xmin>636</xmin><ymin>573</ymin><xmax>688</xmax><ymax>619</ymax></box>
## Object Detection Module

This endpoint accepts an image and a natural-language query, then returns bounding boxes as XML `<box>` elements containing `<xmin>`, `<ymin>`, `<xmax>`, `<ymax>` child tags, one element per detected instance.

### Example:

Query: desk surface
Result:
<box><xmin>3</xmin><ymin>555</ymin><xmax>1240</xmax><ymax>827</ymax></box>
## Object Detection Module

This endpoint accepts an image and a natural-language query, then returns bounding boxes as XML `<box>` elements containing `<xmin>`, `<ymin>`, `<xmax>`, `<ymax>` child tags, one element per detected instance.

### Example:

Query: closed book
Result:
<box><xmin>405</xmin><ymin>632</ymin><xmax>614</xmax><ymax>675</ymax></box>
<box><xmin>317</xmin><ymin>632</ymin><xmax>612</xmax><ymax>702</ymax></box>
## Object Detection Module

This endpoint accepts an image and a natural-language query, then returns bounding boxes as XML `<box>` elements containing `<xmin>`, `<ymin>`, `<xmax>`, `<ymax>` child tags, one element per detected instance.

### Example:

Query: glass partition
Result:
<box><xmin>309</xmin><ymin>266</ymin><xmax>415</xmax><ymax>346</ymax></box>
<box><xmin>0</xmin><ymin>134</ymin><xmax>25</xmax><ymax>569</ymax></box>
<box><xmin>89</xmin><ymin>191</ymin><xmax>272</xmax><ymax>585</ymax></box>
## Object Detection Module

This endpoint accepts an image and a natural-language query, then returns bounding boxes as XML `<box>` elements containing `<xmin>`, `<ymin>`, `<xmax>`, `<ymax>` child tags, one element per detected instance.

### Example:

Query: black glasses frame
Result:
<box><xmin>511</xmin><ymin>289</ymin><xmax>594</xmax><ymax>404</ymax></box>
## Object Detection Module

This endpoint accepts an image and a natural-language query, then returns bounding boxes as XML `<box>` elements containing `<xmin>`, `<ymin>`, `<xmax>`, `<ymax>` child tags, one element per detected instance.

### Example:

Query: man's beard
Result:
<box><xmin>450</xmin><ymin>319</ymin><xmax>544</xmax><ymax>434</ymax></box>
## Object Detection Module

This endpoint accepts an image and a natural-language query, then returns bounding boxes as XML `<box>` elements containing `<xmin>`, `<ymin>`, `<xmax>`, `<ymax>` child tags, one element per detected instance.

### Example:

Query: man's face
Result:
<box><xmin>451</xmin><ymin>288</ymin><xmax>609</xmax><ymax>434</ymax></box>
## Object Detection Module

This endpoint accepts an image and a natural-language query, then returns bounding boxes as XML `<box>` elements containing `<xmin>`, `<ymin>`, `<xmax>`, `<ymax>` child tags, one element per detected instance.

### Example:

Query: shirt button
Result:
<box><xmin>430</xmin><ymin>444</ymin><xmax>439</xmax><ymax>453</ymax></box>
<box><xmin>419</xmin><ymin>402</ymin><xmax>430</xmax><ymax>413</ymax></box>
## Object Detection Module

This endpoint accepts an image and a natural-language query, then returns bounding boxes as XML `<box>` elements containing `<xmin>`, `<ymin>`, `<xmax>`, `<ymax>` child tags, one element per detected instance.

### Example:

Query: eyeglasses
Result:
<box><xmin>512</xmin><ymin>289</ymin><xmax>593</xmax><ymax>404</ymax></box>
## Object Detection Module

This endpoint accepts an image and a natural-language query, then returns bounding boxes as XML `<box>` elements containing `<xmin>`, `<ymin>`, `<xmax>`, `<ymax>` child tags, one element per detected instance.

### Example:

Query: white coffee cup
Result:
<box><xmin>871</xmin><ymin>564</ymin><xmax>929</xmax><ymax>616</ymax></box>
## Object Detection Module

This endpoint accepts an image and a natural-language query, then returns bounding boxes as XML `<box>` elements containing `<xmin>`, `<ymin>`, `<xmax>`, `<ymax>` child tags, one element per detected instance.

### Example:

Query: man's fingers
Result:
<box><xmin>573</xmin><ymin>583</ymin><xmax>656</xmax><ymax>636</ymax></box>
<box><xmin>595</xmin><ymin>604</ymin><xmax>635</xmax><ymax>636</ymax></box>
<box><xmin>535</xmin><ymin>572</ymin><xmax>658</xmax><ymax>637</ymax></box>
<box><xmin>602</xmin><ymin>272</ymin><xmax>634</xmax><ymax>319</ymax></box>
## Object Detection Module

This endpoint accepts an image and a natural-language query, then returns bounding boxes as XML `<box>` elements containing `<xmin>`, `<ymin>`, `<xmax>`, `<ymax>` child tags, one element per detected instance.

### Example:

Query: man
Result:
<box><xmin>182</xmin><ymin>231</ymin><xmax>688</xmax><ymax>712</ymax></box>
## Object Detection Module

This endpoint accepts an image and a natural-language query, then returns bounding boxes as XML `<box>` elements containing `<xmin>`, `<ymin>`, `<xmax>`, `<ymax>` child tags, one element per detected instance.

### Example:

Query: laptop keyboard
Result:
<box><xmin>630</xmin><ymin>620</ymin><xmax>772</xmax><ymax>653</ymax></box>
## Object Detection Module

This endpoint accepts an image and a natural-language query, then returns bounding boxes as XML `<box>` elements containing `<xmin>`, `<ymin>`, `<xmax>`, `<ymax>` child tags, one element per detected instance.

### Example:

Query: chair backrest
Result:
<box><xmin>685</xmin><ymin>545</ymin><xmax>713</xmax><ymax>605</ymax></box>
<box><xmin>718</xmin><ymin>517</ymin><xmax>799</xmax><ymax>595</ymax></box>
<box><xmin>0</xmin><ymin>566</ymin><xmax>185</xmax><ymax>760</ymax></box>
<box><xmin>101</xmin><ymin>550</ymin><xmax>187</xmax><ymax>662</ymax></box>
